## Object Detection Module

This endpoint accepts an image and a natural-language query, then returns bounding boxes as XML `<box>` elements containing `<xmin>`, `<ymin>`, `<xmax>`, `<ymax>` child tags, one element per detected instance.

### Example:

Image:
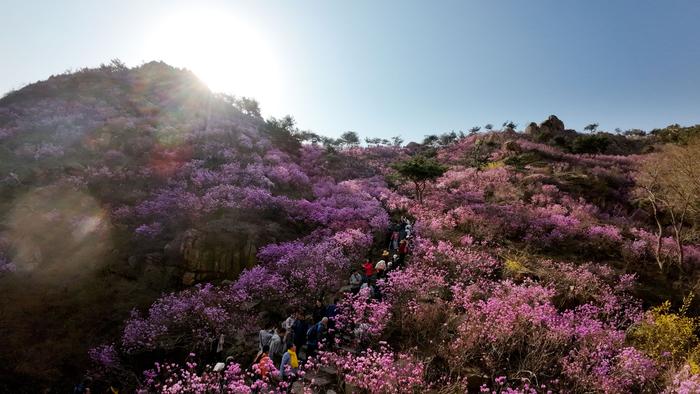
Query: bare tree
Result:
<box><xmin>635</xmin><ymin>138</ymin><xmax>700</xmax><ymax>272</ymax></box>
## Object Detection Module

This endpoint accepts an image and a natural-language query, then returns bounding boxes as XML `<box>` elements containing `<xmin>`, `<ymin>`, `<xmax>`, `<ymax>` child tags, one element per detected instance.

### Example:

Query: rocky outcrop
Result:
<box><xmin>178</xmin><ymin>229</ymin><xmax>257</xmax><ymax>285</ymax></box>
<box><xmin>524</xmin><ymin>122</ymin><xmax>540</xmax><ymax>135</ymax></box>
<box><xmin>540</xmin><ymin>115</ymin><xmax>565</xmax><ymax>134</ymax></box>
<box><xmin>526</xmin><ymin>115</ymin><xmax>570</xmax><ymax>143</ymax></box>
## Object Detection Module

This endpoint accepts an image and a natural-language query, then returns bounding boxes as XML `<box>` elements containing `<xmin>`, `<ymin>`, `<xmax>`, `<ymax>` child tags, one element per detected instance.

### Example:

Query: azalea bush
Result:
<box><xmin>140</xmin><ymin>357</ymin><xmax>287</xmax><ymax>394</ymax></box>
<box><xmin>334</xmin><ymin>287</ymin><xmax>393</xmax><ymax>344</ymax></box>
<box><xmin>10</xmin><ymin>65</ymin><xmax>700</xmax><ymax>393</ymax></box>
<box><xmin>321</xmin><ymin>345</ymin><xmax>426</xmax><ymax>394</ymax></box>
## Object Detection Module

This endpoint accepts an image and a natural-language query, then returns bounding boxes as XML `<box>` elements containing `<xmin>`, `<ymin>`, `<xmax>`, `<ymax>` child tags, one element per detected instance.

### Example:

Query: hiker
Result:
<box><xmin>312</xmin><ymin>298</ymin><xmax>325</xmax><ymax>323</ymax></box>
<box><xmin>279</xmin><ymin>343</ymin><xmax>299</xmax><ymax>381</ymax></box>
<box><xmin>362</xmin><ymin>259</ymin><xmax>376</xmax><ymax>280</ymax></box>
<box><xmin>385</xmin><ymin>224</ymin><xmax>395</xmax><ymax>249</ymax></box>
<box><xmin>258</xmin><ymin>325</ymin><xmax>274</xmax><ymax>352</ymax></box>
<box><xmin>73</xmin><ymin>377</ymin><xmax>92</xmax><ymax>394</ymax></box>
<box><xmin>399</xmin><ymin>222</ymin><xmax>407</xmax><ymax>240</ymax></box>
<box><xmin>324</xmin><ymin>299</ymin><xmax>338</xmax><ymax>348</ymax></box>
<box><xmin>253</xmin><ymin>344</ymin><xmax>273</xmax><ymax>379</ymax></box>
<box><xmin>291</xmin><ymin>312</ymin><xmax>308</xmax><ymax>352</ymax></box>
<box><xmin>216</xmin><ymin>333</ymin><xmax>225</xmax><ymax>353</ymax></box>
<box><xmin>390</xmin><ymin>230</ymin><xmax>400</xmax><ymax>252</ymax></box>
<box><xmin>375</xmin><ymin>259</ymin><xmax>387</xmax><ymax>279</ymax></box>
<box><xmin>282</xmin><ymin>312</ymin><xmax>296</xmax><ymax>346</ymax></box>
<box><xmin>369</xmin><ymin>278</ymin><xmax>382</xmax><ymax>301</ymax></box>
<box><xmin>325</xmin><ymin>298</ymin><xmax>338</xmax><ymax>319</ymax></box>
<box><xmin>391</xmin><ymin>254</ymin><xmax>399</xmax><ymax>270</ymax></box>
<box><xmin>349</xmin><ymin>268</ymin><xmax>363</xmax><ymax>292</ymax></box>
<box><xmin>398</xmin><ymin>239</ymin><xmax>409</xmax><ymax>267</ymax></box>
<box><xmin>269</xmin><ymin>327</ymin><xmax>285</xmax><ymax>365</ymax></box>
<box><xmin>306</xmin><ymin>317</ymin><xmax>328</xmax><ymax>359</ymax></box>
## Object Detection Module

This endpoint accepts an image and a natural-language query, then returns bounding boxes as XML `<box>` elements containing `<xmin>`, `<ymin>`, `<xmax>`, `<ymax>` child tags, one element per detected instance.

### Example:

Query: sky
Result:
<box><xmin>1</xmin><ymin>0</ymin><xmax>699</xmax><ymax>142</ymax></box>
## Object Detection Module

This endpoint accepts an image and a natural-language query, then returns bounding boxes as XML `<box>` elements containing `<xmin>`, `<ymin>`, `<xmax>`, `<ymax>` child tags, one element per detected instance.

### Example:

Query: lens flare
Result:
<box><xmin>6</xmin><ymin>185</ymin><xmax>112</xmax><ymax>278</ymax></box>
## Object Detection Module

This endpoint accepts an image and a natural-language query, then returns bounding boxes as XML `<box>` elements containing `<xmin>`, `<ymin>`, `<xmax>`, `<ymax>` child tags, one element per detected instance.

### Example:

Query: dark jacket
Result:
<box><xmin>291</xmin><ymin>319</ymin><xmax>307</xmax><ymax>346</ymax></box>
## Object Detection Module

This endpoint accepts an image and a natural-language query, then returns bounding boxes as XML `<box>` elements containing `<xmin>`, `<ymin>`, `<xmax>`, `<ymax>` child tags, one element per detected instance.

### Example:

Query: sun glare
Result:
<box><xmin>145</xmin><ymin>7</ymin><xmax>284</xmax><ymax>115</ymax></box>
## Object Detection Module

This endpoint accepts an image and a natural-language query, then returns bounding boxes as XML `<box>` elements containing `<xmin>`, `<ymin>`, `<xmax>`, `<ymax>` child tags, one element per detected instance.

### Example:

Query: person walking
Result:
<box><xmin>362</xmin><ymin>259</ymin><xmax>376</xmax><ymax>280</ymax></box>
<box><xmin>398</xmin><ymin>239</ymin><xmax>409</xmax><ymax>267</ymax></box>
<box><xmin>254</xmin><ymin>344</ymin><xmax>273</xmax><ymax>380</ymax></box>
<box><xmin>324</xmin><ymin>299</ymin><xmax>338</xmax><ymax>349</ymax></box>
<box><xmin>390</xmin><ymin>230</ymin><xmax>399</xmax><ymax>252</ymax></box>
<box><xmin>312</xmin><ymin>298</ymin><xmax>325</xmax><ymax>323</ymax></box>
<box><xmin>258</xmin><ymin>326</ymin><xmax>274</xmax><ymax>352</ymax></box>
<box><xmin>305</xmin><ymin>317</ymin><xmax>328</xmax><ymax>359</ymax></box>
<box><xmin>375</xmin><ymin>259</ymin><xmax>387</xmax><ymax>279</ymax></box>
<box><xmin>282</xmin><ymin>312</ymin><xmax>296</xmax><ymax>346</ymax></box>
<box><xmin>269</xmin><ymin>327</ymin><xmax>285</xmax><ymax>365</ymax></box>
<box><xmin>349</xmin><ymin>268</ymin><xmax>363</xmax><ymax>292</ymax></box>
<box><xmin>291</xmin><ymin>312</ymin><xmax>308</xmax><ymax>354</ymax></box>
<box><xmin>73</xmin><ymin>377</ymin><xmax>92</xmax><ymax>394</ymax></box>
<box><xmin>279</xmin><ymin>343</ymin><xmax>299</xmax><ymax>381</ymax></box>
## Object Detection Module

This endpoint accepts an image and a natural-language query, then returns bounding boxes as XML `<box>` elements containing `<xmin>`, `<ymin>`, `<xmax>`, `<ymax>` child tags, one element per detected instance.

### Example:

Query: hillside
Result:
<box><xmin>2</xmin><ymin>64</ymin><xmax>700</xmax><ymax>393</ymax></box>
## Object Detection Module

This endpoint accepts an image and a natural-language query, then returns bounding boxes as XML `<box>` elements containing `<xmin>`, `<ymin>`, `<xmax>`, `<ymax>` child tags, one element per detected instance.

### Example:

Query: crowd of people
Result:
<box><xmin>247</xmin><ymin>217</ymin><xmax>415</xmax><ymax>385</ymax></box>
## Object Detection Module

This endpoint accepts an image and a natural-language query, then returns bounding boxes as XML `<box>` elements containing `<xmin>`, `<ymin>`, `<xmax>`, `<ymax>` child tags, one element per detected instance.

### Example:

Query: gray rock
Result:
<box><xmin>524</xmin><ymin>122</ymin><xmax>539</xmax><ymax>135</ymax></box>
<box><xmin>539</xmin><ymin>115</ymin><xmax>565</xmax><ymax>133</ymax></box>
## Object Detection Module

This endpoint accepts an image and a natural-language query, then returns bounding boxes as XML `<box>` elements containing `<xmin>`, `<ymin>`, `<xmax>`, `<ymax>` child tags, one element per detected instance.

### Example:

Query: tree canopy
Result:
<box><xmin>392</xmin><ymin>155</ymin><xmax>447</xmax><ymax>203</ymax></box>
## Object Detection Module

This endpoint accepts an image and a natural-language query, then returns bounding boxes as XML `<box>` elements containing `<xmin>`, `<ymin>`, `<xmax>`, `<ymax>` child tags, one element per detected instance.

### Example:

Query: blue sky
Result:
<box><xmin>1</xmin><ymin>0</ymin><xmax>699</xmax><ymax>142</ymax></box>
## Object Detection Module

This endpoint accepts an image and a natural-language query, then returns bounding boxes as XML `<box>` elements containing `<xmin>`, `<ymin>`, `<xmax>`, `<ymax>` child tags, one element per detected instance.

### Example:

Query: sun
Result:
<box><xmin>145</xmin><ymin>7</ymin><xmax>284</xmax><ymax>114</ymax></box>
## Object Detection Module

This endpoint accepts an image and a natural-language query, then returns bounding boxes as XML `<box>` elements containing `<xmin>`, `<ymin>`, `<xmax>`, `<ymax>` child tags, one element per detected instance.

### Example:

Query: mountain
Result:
<box><xmin>2</xmin><ymin>63</ymin><xmax>700</xmax><ymax>393</ymax></box>
<box><xmin>0</xmin><ymin>62</ymin><xmax>395</xmax><ymax>392</ymax></box>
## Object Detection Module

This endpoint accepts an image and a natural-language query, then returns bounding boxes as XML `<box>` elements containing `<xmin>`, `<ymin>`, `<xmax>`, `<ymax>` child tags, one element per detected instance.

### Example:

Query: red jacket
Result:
<box><xmin>363</xmin><ymin>261</ymin><xmax>376</xmax><ymax>277</ymax></box>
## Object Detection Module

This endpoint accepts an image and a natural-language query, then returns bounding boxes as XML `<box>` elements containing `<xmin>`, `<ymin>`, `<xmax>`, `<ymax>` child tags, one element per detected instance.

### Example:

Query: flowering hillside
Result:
<box><xmin>1</xmin><ymin>63</ymin><xmax>700</xmax><ymax>393</ymax></box>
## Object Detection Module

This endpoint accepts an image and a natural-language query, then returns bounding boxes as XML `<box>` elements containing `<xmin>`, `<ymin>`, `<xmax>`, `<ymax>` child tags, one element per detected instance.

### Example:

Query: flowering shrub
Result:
<box><xmin>141</xmin><ymin>358</ymin><xmax>286</xmax><ymax>393</ymax></box>
<box><xmin>450</xmin><ymin>280</ymin><xmax>571</xmax><ymax>376</ymax></box>
<box><xmin>88</xmin><ymin>344</ymin><xmax>120</xmax><ymax>370</ymax></box>
<box><xmin>256</xmin><ymin>229</ymin><xmax>371</xmax><ymax>299</ymax></box>
<box><xmin>562</xmin><ymin>339</ymin><xmax>658</xmax><ymax>393</ymax></box>
<box><xmin>628</xmin><ymin>298</ymin><xmax>699</xmax><ymax>362</ymax></box>
<box><xmin>334</xmin><ymin>287</ymin><xmax>392</xmax><ymax>343</ymax></box>
<box><xmin>664</xmin><ymin>365</ymin><xmax>700</xmax><ymax>394</ymax></box>
<box><xmin>9</xmin><ymin>63</ymin><xmax>700</xmax><ymax>393</ymax></box>
<box><xmin>122</xmin><ymin>283</ymin><xmax>259</xmax><ymax>353</ymax></box>
<box><xmin>321</xmin><ymin>345</ymin><xmax>425</xmax><ymax>393</ymax></box>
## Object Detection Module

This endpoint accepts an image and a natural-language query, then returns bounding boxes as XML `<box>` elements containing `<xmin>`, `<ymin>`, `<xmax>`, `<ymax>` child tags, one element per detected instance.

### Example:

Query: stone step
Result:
<box><xmin>319</xmin><ymin>365</ymin><xmax>337</xmax><ymax>376</ymax></box>
<box><xmin>305</xmin><ymin>374</ymin><xmax>334</xmax><ymax>387</ymax></box>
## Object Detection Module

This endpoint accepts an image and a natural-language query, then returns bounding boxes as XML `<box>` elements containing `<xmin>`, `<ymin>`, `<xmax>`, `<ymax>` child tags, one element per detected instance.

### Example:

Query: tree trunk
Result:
<box><xmin>668</xmin><ymin>202</ymin><xmax>687</xmax><ymax>269</ymax></box>
<box><xmin>649</xmin><ymin>197</ymin><xmax>664</xmax><ymax>271</ymax></box>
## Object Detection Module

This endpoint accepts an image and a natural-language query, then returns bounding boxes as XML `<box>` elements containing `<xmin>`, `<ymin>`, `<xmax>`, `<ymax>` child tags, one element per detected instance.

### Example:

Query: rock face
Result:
<box><xmin>525</xmin><ymin>115</ymin><xmax>568</xmax><ymax>143</ymax></box>
<box><xmin>178</xmin><ymin>229</ymin><xmax>257</xmax><ymax>285</ymax></box>
<box><xmin>524</xmin><ymin>122</ymin><xmax>540</xmax><ymax>135</ymax></box>
<box><xmin>539</xmin><ymin>115</ymin><xmax>565</xmax><ymax>134</ymax></box>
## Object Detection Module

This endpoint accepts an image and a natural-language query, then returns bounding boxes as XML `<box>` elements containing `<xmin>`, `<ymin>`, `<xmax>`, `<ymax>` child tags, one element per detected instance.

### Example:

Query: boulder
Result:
<box><xmin>539</xmin><ymin>115</ymin><xmax>565</xmax><ymax>134</ymax></box>
<box><xmin>524</xmin><ymin>122</ymin><xmax>539</xmax><ymax>135</ymax></box>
